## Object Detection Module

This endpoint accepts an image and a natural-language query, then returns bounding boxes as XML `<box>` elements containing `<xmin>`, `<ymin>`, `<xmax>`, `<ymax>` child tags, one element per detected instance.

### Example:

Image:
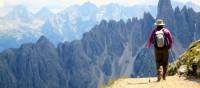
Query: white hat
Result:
<box><xmin>154</xmin><ymin>19</ymin><xmax>165</xmax><ymax>26</ymax></box>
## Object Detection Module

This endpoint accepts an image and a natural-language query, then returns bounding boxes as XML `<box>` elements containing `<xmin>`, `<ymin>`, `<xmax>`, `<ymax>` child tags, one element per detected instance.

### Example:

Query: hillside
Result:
<box><xmin>102</xmin><ymin>76</ymin><xmax>200</xmax><ymax>88</ymax></box>
<box><xmin>0</xmin><ymin>0</ymin><xmax>200</xmax><ymax>88</ymax></box>
<box><xmin>102</xmin><ymin>40</ymin><xmax>200</xmax><ymax>88</ymax></box>
<box><xmin>168</xmin><ymin>40</ymin><xmax>200</xmax><ymax>77</ymax></box>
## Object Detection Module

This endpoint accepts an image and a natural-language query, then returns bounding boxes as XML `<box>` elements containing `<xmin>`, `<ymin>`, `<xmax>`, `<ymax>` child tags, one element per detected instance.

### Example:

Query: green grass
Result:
<box><xmin>99</xmin><ymin>76</ymin><xmax>128</xmax><ymax>88</ymax></box>
<box><xmin>167</xmin><ymin>40</ymin><xmax>200</xmax><ymax>77</ymax></box>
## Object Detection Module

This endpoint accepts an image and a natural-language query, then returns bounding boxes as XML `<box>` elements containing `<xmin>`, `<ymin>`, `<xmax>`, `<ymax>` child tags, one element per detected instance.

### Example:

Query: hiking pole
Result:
<box><xmin>169</xmin><ymin>48</ymin><xmax>175</xmax><ymax>62</ymax></box>
<box><xmin>149</xmin><ymin>71</ymin><xmax>151</xmax><ymax>83</ymax></box>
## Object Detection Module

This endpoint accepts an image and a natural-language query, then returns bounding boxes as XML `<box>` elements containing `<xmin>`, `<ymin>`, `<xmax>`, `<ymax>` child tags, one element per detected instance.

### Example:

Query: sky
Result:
<box><xmin>1</xmin><ymin>0</ymin><xmax>160</xmax><ymax>9</ymax></box>
<box><xmin>0</xmin><ymin>0</ymin><xmax>199</xmax><ymax>13</ymax></box>
<box><xmin>1</xmin><ymin>0</ymin><xmax>200</xmax><ymax>8</ymax></box>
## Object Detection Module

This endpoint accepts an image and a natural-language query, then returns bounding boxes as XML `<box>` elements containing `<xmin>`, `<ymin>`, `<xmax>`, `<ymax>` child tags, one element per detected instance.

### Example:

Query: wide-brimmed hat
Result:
<box><xmin>154</xmin><ymin>19</ymin><xmax>165</xmax><ymax>26</ymax></box>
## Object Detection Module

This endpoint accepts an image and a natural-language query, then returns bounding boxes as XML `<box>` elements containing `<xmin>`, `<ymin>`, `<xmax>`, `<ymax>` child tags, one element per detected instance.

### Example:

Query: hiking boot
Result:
<box><xmin>157</xmin><ymin>77</ymin><xmax>161</xmax><ymax>82</ymax></box>
<box><xmin>163</xmin><ymin>74</ymin><xmax>166</xmax><ymax>80</ymax></box>
<box><xmin>163</xmin><ymin>77</ymin><xmax>166</xmax><ymax>80</ymax></box>
<box><xmin>156</xmin><ymin>79</ymin><xmax>161</xmax><ymax>82</ymax></box>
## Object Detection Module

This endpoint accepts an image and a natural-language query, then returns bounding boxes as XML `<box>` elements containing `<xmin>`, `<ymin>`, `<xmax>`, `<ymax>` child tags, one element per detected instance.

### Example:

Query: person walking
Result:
<box><xmin>147</xmin><ymin>19</ymin><xmax>173</xmax><ymax>81</ymax></box>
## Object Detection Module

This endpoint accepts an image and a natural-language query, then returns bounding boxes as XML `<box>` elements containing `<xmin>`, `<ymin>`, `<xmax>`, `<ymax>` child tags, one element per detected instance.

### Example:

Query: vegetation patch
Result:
<box><xmin>168</xmin><ymin>40</ymin><xmax>200</xmax><ymax>78</ymax></box>
<box><xmin>99</xmin><ymin>76</ymin><xmax>128</xmax><ymax>88</ymax></box>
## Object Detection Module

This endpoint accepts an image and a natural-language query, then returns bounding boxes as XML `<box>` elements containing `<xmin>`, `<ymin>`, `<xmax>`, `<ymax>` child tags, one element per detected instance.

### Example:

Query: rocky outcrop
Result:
<box><xmin>157</xmin><ymin>0</ymin><xmax>175</xmax><ymax>30</ymax></box>
<box><xmin>168</xmin><ymin>40</ymin><xmax>200</xmax><ymax>77</ymax></box>
<box><xmin>0</xmin><ymin>0</ymin><xmax>200</xmax><ymax>88</ymax></box>
<box><xmin>0</xmin><ymin>36</ymin><xmax>68</xmax><ymax>88</ymax></box>
<box><xmin>0</xmin><ymin>16</ymin><xmax>155</xmax><ymax>88</ymax></box>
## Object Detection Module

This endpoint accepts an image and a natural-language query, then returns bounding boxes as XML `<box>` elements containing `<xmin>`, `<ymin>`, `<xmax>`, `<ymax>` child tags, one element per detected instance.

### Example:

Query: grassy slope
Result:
<box><xmin>168</xmin><ymin>40</ymin><xmax>200</xmax><ymax>77</ymax></box>
<box><xmin>101</xmin><ymin>40</ymin><xmax>200</xmax><ymax>88</ymax></box>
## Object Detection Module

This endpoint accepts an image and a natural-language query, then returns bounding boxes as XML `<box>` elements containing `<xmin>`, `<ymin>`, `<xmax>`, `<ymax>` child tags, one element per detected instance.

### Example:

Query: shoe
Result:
<box><xmin>157</xmin><ymin>77</ymin><xmax>161</xmax><ymax>82</ymax></box>
<box><xmin>156</xmin><ymin>79</ymin><xmax>160</xmax><ymax>82</ymax></box>
<box><xmin>163</xmin><ymin>75</ymin><xmax>166</xmax><ymax>80</ymax></box>
<box><xmin>163</xmin><ymin>77</ymin><xmax>166</xmax><ymax>80</ymax></box>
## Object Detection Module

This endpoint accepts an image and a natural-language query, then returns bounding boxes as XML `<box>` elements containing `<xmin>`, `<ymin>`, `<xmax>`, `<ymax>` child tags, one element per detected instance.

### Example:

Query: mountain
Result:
<box><xmin>0</xmin><ymin>5</ymin><xmax>44</xmax><ymax>51</ymax></box>
<box><xmin>0</xmin><ymin>0</ymin><xmax>200</xmax><ymax>88</ymax></box>
<box><xmin>0</xmin><ymin>1</ymin><xmax>200</xmax><ymax>51</ymax></box>
<box><xmin>0</xmin><ymin>16</ymin><xmax>154</xmax><ymax>88</ymax></box>
<box><xmin>0</xmin><ymin>3</ymin><xmax>157</xmax><ymax>51</ymax></box>
<box><xmin>157</xmin><ymin>0</ymin><xmax>175</xmax><ymax>30</ymax></box>
<box><xmin>0</xmin><ymin>36</ymin><xmax>68</xmax><ymax>88</ymax></box>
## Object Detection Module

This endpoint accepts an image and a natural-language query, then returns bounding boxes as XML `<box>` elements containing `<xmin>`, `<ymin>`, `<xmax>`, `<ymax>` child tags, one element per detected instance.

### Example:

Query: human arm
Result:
<box><xmin>147</xmin><ymin>31</ymin><xmax>154</xmax><ymax>48</ymax></box>
<box><xmin>167</xmin><ymin>31</ymin><xmax>173</xmax><ymax>48</ymax></box>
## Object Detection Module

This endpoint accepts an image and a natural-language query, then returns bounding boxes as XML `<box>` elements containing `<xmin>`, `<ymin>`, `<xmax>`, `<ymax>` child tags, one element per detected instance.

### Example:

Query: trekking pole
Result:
<box><xmin>194</xmin><ymin>23</ymin><xmax>197</xmax><ymax>40</ymax></box>
<box><xmin>149</xmin><ymin>71</ymin><xmax>151</xmax><ymax>83</ymax></box>
<box><xmin>169</xmin><ymin>48</ymin><xmax>175</xmax><ymax>62</ymax></box>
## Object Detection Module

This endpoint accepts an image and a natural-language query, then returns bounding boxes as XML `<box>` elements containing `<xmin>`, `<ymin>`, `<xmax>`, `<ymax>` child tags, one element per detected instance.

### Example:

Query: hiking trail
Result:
<box><xmin>106</xmin><ymin>76</ymin><xmax>200</xmax><ymax>88</ymax></box>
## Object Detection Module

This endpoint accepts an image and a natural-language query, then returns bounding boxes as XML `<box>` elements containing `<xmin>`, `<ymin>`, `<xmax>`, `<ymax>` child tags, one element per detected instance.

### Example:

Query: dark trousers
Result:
<box><xmin>154</xmin><ymin>47</ymin><xmax>169</xmax><ymax>80</ymax></box>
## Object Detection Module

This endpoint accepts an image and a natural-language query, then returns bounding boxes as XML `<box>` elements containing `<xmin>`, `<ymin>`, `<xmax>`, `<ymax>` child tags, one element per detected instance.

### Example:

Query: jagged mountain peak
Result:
<box><xmin>157</xmin><ymin>0</ymin><xmax>173</xmax><ymax>19</ymax></box>
<box><xmin>157</xmin><ymin>0</ymin><xmax>175</xmax><ymax>30</ymax></box>
<box><xmin>143</xmin><ymin>12</ymin><xmax>154</xmax><ymax>19</ymax></box>
<box><xmin>181</xmin><ymin>5</ymin><xmax>195</xmax><ymax>13</ymax></box>
<box><xmin>0</xmin><ymin>0</ymin><xmax>200</xmax><ymax>88</ymax></box>
<box><xmin>36</xmin><ymin>36</ymin><xmax>53</xmax><ymax>46</ymax></box>
<box><xmin>37</xmin><ymin>36</ymin><xmax>49</xmax><ymax>43</ymax></box>
<box><xmin>174</xmin><ymin>7</ymin><xmax>181</xmax><ymax>13</ymax></box>
<box><xmin>182</xmin><ymin>5</ymin><xmax>188</xmax><ymax>11</ymax></box>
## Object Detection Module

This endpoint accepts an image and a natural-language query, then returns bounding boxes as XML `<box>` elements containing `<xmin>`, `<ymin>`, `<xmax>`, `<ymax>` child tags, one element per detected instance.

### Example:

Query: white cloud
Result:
<box><xmin>174</xmin><ymin>0</ymin><xmax>190</xmax><ymax>3</ymax></box>
<box><xmin>174</xmin><ymin>0</ymin><xmax>200</xmax><ymax>5</ymax></box>
<box><xmin>1</xmin><ymin>0</ymin><xmax>200</xmax><ymax>12</ymax></box>
<box><xmin>70</xmin><ymin>0</ymin><xmax>159</xmax><ymax>7</ymax></box>
<box><xmin>0</xmin><ymin>0</ymin><xmax>4</xmax><ymax>8</ymax></box>
<box><xmin>3</xmin><ymin>0</ymin><xmax>159</xmax><ymax>9</ymax></box>
<box><xmin>192</xmin><ymin>0</ymin><xmax>200</xmax><ymax>6</ymax></box>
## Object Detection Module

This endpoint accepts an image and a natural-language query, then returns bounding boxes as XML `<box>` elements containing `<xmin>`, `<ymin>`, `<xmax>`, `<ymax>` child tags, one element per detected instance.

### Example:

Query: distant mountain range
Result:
<box><xmin>0</xmin><ymin>0</ymin><xmax>200</xmax><ymax>88</ymax></box>
<box><xmin>0</xmin><ymin>1</ymin><xmax>200</xmax><ymax>51</ymax></box>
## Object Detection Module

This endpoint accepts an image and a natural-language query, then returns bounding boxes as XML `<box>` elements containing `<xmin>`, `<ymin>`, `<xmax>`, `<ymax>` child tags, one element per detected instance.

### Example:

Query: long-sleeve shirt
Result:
<box><xmin>147</xmin><ymin>28</ymin><xmax>173</xmax><ymax>48</ymax></box>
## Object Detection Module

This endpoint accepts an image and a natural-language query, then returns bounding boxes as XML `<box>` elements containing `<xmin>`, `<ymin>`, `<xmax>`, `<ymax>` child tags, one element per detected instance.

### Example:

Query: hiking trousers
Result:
<box><xmin>154</xmin><ymin>47</ymin><xmax>169</xmax><ymax>80</ymax></box>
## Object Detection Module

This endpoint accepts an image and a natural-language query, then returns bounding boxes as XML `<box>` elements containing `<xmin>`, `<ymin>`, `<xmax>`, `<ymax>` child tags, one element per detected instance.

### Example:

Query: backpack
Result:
<box><xmin>153</xmin><ymin>28</ymin><xmax>168</xmax><ymax>48</ymax></box>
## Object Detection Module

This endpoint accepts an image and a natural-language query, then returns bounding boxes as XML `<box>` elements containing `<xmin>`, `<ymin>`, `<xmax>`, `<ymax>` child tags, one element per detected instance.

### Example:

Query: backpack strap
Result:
<box><xmin>162</xmin><ymin>28</ymin><xmax>169</xmax><ymax>47</ymax></box>
<box><xmin>152</xmin><ymin>29</ymin><xmax>158</xmax><ymax>47</ymax></box>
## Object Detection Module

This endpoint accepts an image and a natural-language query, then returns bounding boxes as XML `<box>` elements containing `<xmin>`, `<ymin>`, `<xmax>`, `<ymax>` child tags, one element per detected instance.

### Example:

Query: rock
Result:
<box><xmin>177</xmin><ymin>65</ymin><xmax>187</xmax><ymax>77</ymax></box>
<box><xmin>157</xmin><ymin>0</ymin><xmax>175</xmax><ymax>30</ymax></box>
<box><xmin>193</xmin><ymin>57</ymin><xmax>200</xmax><ymax>64</ymax></box>
<box><xmin>168</xmin><ymin>40</ymin><xmax>200</xmax><ymax>78</ymax></box>
<box><xmin>196</xmin><ymin>66</ymin><xmax>200</xmax><ymax>76</ymax></box>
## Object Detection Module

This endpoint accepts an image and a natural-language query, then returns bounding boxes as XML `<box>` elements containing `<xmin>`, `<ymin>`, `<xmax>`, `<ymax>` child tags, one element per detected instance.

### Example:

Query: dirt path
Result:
<box><xmin>107</xmin><ymin>76</ymin><xmax>200</xmax><ymax>88</ymax></box>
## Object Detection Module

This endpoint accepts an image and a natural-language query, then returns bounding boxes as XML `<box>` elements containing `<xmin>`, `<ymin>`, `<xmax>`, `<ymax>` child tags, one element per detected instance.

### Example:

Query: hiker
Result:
<box><xmin>147</xmin><ymin>19</ymin><xmax>173</xmax><ymax>81</ymax></box>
